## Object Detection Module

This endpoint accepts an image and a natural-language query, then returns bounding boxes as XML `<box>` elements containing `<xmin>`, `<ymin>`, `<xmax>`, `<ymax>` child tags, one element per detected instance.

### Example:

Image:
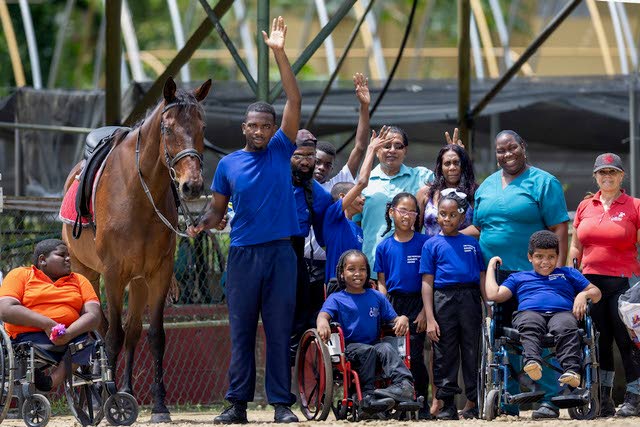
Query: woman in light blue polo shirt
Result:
<box><xmin>467</xmin><ymin>129</ymin><xmax>569</xmax><ymax>419</ymax></box>
<box><xmin>358</xmin><ymin>126</ymin><xmax>434</xmax><ymax>270</ymax></box>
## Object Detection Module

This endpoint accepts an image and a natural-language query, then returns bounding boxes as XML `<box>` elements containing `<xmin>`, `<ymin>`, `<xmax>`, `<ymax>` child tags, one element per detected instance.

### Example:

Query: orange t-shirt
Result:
<box><xmin>0</xmin><ymin>266</ymin><xmax>100</xmax><ymax>338</ymax></box>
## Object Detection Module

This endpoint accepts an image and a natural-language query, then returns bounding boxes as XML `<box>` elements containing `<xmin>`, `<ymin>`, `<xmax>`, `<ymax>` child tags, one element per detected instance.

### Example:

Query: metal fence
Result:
<box><xmin>0</xmin><ymin>196</ymin><xmax>270</xmax><ymax>406</ymax></box>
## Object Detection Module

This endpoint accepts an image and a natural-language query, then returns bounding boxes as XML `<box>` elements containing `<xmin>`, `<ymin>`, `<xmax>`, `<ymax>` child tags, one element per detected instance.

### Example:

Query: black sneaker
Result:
<box><xmin>373</xmin><ymin>380</ymin><xmax>415</xmax><ymax>402</ymax></box>
<box><xmin>616</xmin><ymin>392</ymin><xmax>640</xmax><ymax>417</ymax></box>
<box><xmin>437</xmin><ymin>404</ymin><xmax>459</xmax><ymax>420</ymax></box>
<box><xmin>214</xmin><ymin>402</ymin><xmax>248</xmax><ymax>424</ymax></box>
<box><xmin>460</xmin><ymin>405</ymin><xmax>479</xmax><ymax>419</ymax></box>
<box><xmin>532</xmin><ymin>403</ymin><xmax>559</xmax><ymax>419</ymax></box>
<box><xmin>417</xmin><ymin>408</ymin><xmax>433</xmax><ymax>420</ymax></box>
<box><xmin>274</xmin><ymin>404</ymin><xmax>298</xmax><ymax>423</ymax></box>
<box><xmin>599</xmin><ymin>386</ymin><xmax>616</xmax><ymax>417</ymax></box>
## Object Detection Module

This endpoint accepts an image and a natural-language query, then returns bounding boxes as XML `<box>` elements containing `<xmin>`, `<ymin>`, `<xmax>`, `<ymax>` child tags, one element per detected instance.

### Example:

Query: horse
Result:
<box><xmin>62</xmin><ymin>77</ymin><xmax>211</xmax><ymax>422</ymax></box>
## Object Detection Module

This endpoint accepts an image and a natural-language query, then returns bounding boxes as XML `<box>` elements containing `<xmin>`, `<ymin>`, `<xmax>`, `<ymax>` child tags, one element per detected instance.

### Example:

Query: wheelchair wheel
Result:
<box><xmin>0</xmin><ymin>327</ymin><xmax>15</xmax><ymax>423</ymax></box>
<box><xmin>64</xmin><ymin>365</ymin><xmax>104</xmax><ymax>426</ymax></box>
<box><xmin>568</xmin><ymin>394</ymin><xmax>599</xmax><ymax>420</ymax></box>
<box><xmin>104</xmin><ymin>392</ymin><xmax>138</xmax><ymax>426</ymax></box>
<box><xmin>22</xmin><ymin>394</ymin><xmax>51</xmax><ymax>427</ymax></box>
<box><xmin>478</xmin><ymin>317</ymin><xmax>493</xmax><ymax>419</ymax></box>
<box><xmin>294</xmin><ymin>328</ymin><xmax>333</xmax><ymax>421</ymax></box>
<box><xmin>484</xmin><ymin>389</ymin><xmax>500</xmax><ymax>421</ymax></box>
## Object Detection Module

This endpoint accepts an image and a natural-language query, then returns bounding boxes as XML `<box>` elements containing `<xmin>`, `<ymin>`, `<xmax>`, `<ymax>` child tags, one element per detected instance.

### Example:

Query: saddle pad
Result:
<box><xmin>60</xmin><ymin>180</ymin><xmax>90</xmax><ymax>226</ymax></box>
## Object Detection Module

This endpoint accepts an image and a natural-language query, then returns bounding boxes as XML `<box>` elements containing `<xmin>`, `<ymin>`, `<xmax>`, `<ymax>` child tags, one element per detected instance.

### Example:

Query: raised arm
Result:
<box><xmin>341</xmin><ymin>127</ymin><xmax>389</xmax><ymax>210</ymax></box>
<box><xmin>188</xmin><ymin>192</ymin><xmax>230</xmax><ymax>236</ymax></box>
<box><xmin>485</xmin><ymin>256</ymin><xmax>513</xmax><ymax>303</ymax></box>
<box><xmin>262</xmin><ymin>16</ymin><xmax>301</xmax><ymax>142</ymax></box>
<box><xmin>345</xmin><ymin>73</ymin><xmax>371</xmax><ymax>178</ymax></box>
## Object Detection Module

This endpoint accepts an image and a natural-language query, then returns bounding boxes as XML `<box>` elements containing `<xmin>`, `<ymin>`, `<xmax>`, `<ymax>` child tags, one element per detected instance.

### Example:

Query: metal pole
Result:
<box><xmin>105</xmin><ymin>0</ymin><xmax>122</xmax><ymax>125</ymax></box>
<box><xmin>123</xmin><ymin>0</ymin><xmax>235</xmax><ymax>126</ymax></box>
<box><xmin>18</xmin><ymin>0</ymin><xmax>42</xmax><ymax>88</ymax></box>
<box><xmin>48</xmin><ymin>0</ymin><xmax>75</xmax><ymax>88</ymax></box>
<box><xmin>458</xmin><ymin>0</ymin><xmax>471</xmax><ymax>150</ymax></box>
<box><xmin>305</xmin><ymin>0</ymin><xmax>375</xmax><ymax>129</ymax></box>
<box><xmin>470</xmin><ymin>0</ymin><xmax>582</xmax><ymax>119</ymax></box>
<box><xmin>0</xmin><ymin>121</ymin><xmax>93</xmax><ymax>134</ymax></box>
<box><xmin>268</xmin><ymin>0</ymin><xmax>357</xmax><ymax>103</ymax></box>
<box><xmin>257</xmin><ymin>0</ymin><xmax>270</xmax><ymax>101</ymax></box>
<box><xmin>167</xmin><ymin>0</ymin><xmax>191</xmax><ymax>82</ymax></box>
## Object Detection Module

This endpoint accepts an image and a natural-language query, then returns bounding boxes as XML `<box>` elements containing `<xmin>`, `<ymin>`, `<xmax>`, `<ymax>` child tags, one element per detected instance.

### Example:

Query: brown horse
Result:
<box><xmin>62</xmin><ymin>78</ymin><xmax>211</xmax><ymax>422</ymax></box>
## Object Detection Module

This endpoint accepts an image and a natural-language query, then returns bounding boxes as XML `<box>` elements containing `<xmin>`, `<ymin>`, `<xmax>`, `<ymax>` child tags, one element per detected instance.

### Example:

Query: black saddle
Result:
<box><xmin>73</xmin><ymin>126</ymin><xmax>131</xmax><ymax>239</ymax></box>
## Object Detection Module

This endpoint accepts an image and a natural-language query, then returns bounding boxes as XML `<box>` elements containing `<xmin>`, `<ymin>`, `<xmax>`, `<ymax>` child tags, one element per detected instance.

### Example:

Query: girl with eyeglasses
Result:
<box><xmin>373</xmin><ymin>192</ymin><xmax>431</xmax><ymax>419</ymax></box>
<box><xmin>420</xmin><ymin>191</ymin><xmax>487</xmax><ymax>420</ymax></box>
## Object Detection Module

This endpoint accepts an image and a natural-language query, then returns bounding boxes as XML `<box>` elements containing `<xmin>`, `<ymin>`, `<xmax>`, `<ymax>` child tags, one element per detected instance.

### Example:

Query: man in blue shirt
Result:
<box><xmin>484</xmin><ymin>230</ymin><xmax>602</xmax><ymax>419</ymax></box>
<box><xmin>188</xmin><ymin>16</ymin><xmax>301</xmax><ymax>424</ymax></box>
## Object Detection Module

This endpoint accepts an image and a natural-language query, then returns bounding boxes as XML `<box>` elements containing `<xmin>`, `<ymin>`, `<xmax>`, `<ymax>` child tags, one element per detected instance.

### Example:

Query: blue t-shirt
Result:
<box><xmin>293</xmin><ymin>180</ymin><xmax>333</xmax><ymax>246</ymax></box>
<box><xmin>419</xmin><ymin>234</ymin><xmax>485</xmax><ymax>289</ymax></box>
<box><xmin>374</xmin><ymin>233</ymin><xmax>430</xmax><ymax>294</ymax></box>
<box><xmin>323</xmin><ymin>199</ymin><xmax>363</xmax><ymax>280</ymax></box>
<box><xmin>212</xmin><ymin>129</ymin><xmax>300</xmax><ymax>247</ymax></box>
<box><xmin>473</xmin><ymin>167</ymin><xmax>569</xmax><ymax>271</ymax></box>
<box><xmin>501</xmin><ymin>267</ymin><xmax>589</xmax><ymax>312</ymax></box>
<box><xmin>320</xmin><ymin>288</ymin><xmax>397</xmax><ymax>345</ymax></box>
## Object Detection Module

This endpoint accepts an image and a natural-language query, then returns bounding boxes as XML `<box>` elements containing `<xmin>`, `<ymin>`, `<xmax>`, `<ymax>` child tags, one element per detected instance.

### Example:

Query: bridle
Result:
<box><xmin>135</xmin><ymin>100</ymin><xmax>209</xmax><ymax>237</ymax></box>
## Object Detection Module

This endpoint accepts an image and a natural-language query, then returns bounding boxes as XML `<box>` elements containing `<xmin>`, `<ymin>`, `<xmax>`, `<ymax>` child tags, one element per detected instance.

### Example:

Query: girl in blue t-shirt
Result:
<box><xmin>374</xmin><ymin>192</ymin><xmax>430</xmax><ymax>419</ymax></box>
<box><xmin>420</xmin><ymin>190</ymin><xmax>486</xmax><ymax>420</ymax></box>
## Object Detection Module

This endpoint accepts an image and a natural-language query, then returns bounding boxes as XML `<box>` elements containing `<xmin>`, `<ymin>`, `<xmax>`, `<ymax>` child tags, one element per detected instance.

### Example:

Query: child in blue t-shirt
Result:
<box><xmin>323</xmin><ymin>127</ymin><xmax>389</xmax><ymax>282</ymax></box>
<box><xmin>317</xmin><ymin>250</ymin><xmax>415</xmax><ymax>408</ymax></box>
<box><xmin>420</xmin><ymin>190</ymin><xmax>486</xmax><ymax>420</ymax></box>
<box><xmin>374</xmin><ymin>192</ymin><xmax>430</xmax><ymax>418</ymax></box>
<box><xmin>485</xmin><ymin>230</ymin><xmax>602</xmax><ymax>397</ymax></box>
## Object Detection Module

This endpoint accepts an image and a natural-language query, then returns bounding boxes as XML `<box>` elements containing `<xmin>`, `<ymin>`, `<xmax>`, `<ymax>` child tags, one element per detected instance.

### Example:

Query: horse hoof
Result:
<box><xmin>150</xmin><ymin>412</ymin><xmax>172</xmax><ymax>423</ymax></box>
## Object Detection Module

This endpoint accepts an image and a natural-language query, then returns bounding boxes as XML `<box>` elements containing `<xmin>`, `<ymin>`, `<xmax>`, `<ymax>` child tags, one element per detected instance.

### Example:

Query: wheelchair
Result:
<box><xmin>293</xmin><ymin>322</ymin><xmax>424</xmax><ymax>421</ymax></box>
<box><xmin>0</xmin><ymin>327</ymin><xmax>138</xmax><ymax>427</ymax></box>
<box><xmin>479</xmin><ymin>294</ymin><xmax>600</xmax><ymax>420</ymax></box>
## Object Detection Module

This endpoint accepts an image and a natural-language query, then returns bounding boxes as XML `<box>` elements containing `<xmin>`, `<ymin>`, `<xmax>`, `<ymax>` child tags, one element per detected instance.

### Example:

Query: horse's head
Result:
<box><xmin>160</xmin><ymin>78</ymin><xmax>212</xmax><ymax>200</ymax></box>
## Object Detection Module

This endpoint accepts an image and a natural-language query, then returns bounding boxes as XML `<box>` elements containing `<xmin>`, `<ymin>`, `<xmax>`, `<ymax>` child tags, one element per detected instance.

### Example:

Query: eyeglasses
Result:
<box><xmin>393</xmin><ymin>207</ymin><xmax>418</xmax><ymax>218</ymax></box>
<box><xmin>292</xmin><ymin>154</ymin><xmax>316</xmax><ymax>161</ymax></box>
<box><xmin>440</xmin><ymin>188</ymin><xmax>467</xmax><ymax>199</ymax></box>
<box><xmin>596</xmin><ymin>169</ymin><xmax>620</xmax><ymax>176</ymax></box>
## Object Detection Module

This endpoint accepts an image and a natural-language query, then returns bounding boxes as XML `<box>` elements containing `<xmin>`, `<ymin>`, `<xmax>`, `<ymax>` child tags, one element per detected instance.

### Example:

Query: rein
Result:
<box><xmin>135</xmin><ymin>101</ymin><xmax>209</xmax><ymax>238</ymax></box>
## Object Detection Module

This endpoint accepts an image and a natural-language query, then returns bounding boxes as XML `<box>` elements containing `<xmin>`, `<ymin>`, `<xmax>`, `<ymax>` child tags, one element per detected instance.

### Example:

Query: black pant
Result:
<box><xmin>388</xmin><ymin>292</ymin><xmax>428</xmax><ymax>405</ymax></box>
<box><xmin>585</xmin><ymin>274</ymin><xmax>640</xmax><ymax>382</ymax></box>
<box><xmin>345</xmin><ymin>338</ymin><xmax>413</xmax><ymax>395</ymax></box>
<box><xmin>432</xmin><ymin>286</ymin><xmax>482</xmax><ymax>401</ymax></box>
<box><xmin>512</xmin><ymin>310</ymin><xmax>581</xmax><ymax>373</ymax></box>
<box><xmin>290</xmin><ymin>238</ymin><xmax>325</xmax><ymax>364</ymax></box>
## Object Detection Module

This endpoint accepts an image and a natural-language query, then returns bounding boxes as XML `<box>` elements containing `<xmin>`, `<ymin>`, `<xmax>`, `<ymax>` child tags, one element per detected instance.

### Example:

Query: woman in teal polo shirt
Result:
<box><xmin>358</xmin><ymin>126</ymin><xmax>434</xmax><ymax>270</ymax></box>
<box><xmin>467</xmin><ymin>129</ymin><xmax>569</xmax><ymax>419</ymax></box>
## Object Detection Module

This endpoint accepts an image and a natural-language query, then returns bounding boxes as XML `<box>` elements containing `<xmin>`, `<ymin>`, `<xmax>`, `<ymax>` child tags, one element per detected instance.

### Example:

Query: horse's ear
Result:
<box><xmin>163</xmin><ymin>77</ymin><xmax>177</xmax><ymax>103</ymax></box>
<box><xmin>194</xmin><ymin>79</ymin><xmax>212</xmax><ymax>102</ymax></box>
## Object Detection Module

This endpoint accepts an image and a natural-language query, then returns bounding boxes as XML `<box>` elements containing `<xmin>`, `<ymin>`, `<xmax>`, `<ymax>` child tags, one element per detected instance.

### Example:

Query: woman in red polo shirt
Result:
<box><xmin>0</xmin><ymin>239</ymin><xmax>101</xmax><ymax>391</ymax></box>
<box><xmin>570</xmin><ymin>153</ymin><xmax>640</xmax><ymax>417</ymax></box>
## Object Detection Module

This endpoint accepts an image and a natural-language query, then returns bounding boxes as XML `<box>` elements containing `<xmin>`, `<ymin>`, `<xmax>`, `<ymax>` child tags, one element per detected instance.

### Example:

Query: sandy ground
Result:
<box><xmin>2</xmin><ymin>408</ymin><xmax>639</xmax><ymax>426</ymax></box>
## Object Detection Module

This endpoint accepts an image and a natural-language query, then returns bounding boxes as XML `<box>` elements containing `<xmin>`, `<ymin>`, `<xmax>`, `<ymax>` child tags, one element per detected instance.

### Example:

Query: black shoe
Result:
<box><xmin>417</xmin><ymin>408</ymin><xmax>433</xmax><ymax>420</ymax></box>
<box><xmin>599</xmin><ymin>386</ymin><xmax>616</xmax><ymax>417</ymax></box>
<box><xmin>274</xmin><ymin>404</ymin><xmax>298</xmax><ymax>423</ymax></box>
<box><xmin>214</xmin><ymin>402</ymin><xmax>248</xmax><ymax>424</ymax></box>
<box><xmin>437</xmin><ymin>404</ymin><xmax>459</xmax><ymax>420</ymax></box>
<box><xmin>616</xmin><ymin>392</ymin><xmax>640</xmax><ymax>417</ymax></box>
<box><xmin>532</xmin><ymin>403</ymin><xmax>559</xmax><ymax>419</ymax></box>
<box><xmin>460</xmin><ymin>406</ymin><xmax>479</xmax><ymax>419</ymax></box>
<box><xmin>34</xmin><ymin>369</ymin><xmax>53</xmax><ymax>392</ymax></box>
<box><xmin>373</xmin><ymin>380</ymin><xmax>414</xmax><ymax>402</ymax></box>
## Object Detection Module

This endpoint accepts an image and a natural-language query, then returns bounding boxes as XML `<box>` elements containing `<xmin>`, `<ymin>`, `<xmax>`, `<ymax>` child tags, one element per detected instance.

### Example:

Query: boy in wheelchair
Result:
<box><xmin>316</xmin><ymin>250</ymin><xmax>416</xmax><ymax>416</ymax></box>
<box><xmin>0</xmin><ymin>239</ymin><xmax>101</xmax><ymax>391</ymax></box>
<box><xmin>485</xmin><ymin>230</ymin><xmax>602</xmax><ymax>417</ymax></box>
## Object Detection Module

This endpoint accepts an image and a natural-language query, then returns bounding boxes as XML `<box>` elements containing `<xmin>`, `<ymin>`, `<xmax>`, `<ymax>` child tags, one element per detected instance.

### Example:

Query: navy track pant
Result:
<box><xmin>225</xmin><ymin>240</ymin><xmax>297</xmax><ymax>405</ymax></box>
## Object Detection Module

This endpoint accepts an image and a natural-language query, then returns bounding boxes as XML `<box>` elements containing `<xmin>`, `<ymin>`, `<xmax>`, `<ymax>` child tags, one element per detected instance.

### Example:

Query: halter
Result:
<box><xmin>135</xmin><ymin>100</ymin><xmax>209</xmax><ymax>237</ymax></box>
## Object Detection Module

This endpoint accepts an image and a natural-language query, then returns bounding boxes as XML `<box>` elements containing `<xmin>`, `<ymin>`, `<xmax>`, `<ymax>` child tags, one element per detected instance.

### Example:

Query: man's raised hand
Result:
<box><xmin>262</xmin><ymin>16</ymin><xmax>287</xmax><ymax>51</ymax></box>
<box><xmin>353</xmin><ymin>73</ymin><xmax>370</xmax><ymax>105</ymax></box>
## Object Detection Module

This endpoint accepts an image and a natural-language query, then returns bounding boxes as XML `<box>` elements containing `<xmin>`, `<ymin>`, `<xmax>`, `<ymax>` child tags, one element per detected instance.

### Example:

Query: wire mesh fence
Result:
<box><xmin>0</xmin><ymin>196</ymin><xmax>271</xmax><ymax>405</ymax></box>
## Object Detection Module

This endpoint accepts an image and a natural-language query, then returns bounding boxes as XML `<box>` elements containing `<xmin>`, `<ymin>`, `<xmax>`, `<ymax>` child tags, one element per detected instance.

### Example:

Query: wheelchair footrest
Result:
<box><xmin>551</xmin><ymin>390</ymin><xmax>590</xmax><ymax>409</ymax></box>
<box><xmin>507</xmin><ymin>390</ymin><xmax>546</xmax><ymax>405</ymax></box>
<box><xmin>395</xmin><ymin>400</ymin><xmax>423</xmax><ymax>412</ymax></box>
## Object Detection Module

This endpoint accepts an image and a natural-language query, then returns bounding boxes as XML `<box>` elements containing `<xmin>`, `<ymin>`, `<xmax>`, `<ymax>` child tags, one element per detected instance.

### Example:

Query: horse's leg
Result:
<box><xmin>103</xmin><ymin>269</ymin><xmax>126</xmax><ymax>381</ymax></box>
<box><xmin>146</xmin><ymin>267</ymin><xmax>172</xmax><ymax>423</ymax></box>
<box><xmin>120</xmin><ymin>278</ymin><xmax>148</xmax><ymax>397</ymax></box>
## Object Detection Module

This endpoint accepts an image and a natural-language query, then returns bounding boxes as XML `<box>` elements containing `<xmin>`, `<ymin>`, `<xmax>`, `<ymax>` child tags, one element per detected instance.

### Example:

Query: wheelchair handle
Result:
<box><xmin>573</xmin><ymin>257</ymin><xmax>578</xmax><ymax>269</ymax></box>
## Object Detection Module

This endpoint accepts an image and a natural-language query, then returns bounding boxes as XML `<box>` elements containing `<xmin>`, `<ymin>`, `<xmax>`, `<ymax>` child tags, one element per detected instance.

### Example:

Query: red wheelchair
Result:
<box><xmin>293</xmin><ymin>322</ymin><xmax>423</xmax><ymax>421</ymax></box>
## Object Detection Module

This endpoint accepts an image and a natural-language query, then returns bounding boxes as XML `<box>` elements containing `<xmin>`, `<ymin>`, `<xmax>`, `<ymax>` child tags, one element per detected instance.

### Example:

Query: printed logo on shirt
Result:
<box><xmin>463</xmin><ymin>244</ymin><xmax>477</xmax><ymax>254</ymax></box>
<box><xmin>548</xmin><ymin>274</ymin><xmax>566</xmax><ymax>281</ymax></box>
<box><xmin>611</xmin><ymin>212</ymin><xmax>626</xmax><ymax>222</ymax></box>
<box><xmin>358</xmin><ymin>235</ymin><xmax>364</xmax><ymax>244</ymax></box>
<box><xmin>369</xmin><ymin>307</ymin><xmax>379</xmax><ymax>318</ymax></box>
<box><xmin>406</xmin><ymin>255</ymin><xmax>421</xmax><ymax>264</ymax></box>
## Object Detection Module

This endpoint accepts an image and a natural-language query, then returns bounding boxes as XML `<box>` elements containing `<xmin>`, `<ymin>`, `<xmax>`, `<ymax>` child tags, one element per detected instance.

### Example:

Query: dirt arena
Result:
<box><xmin>3</xmin><ymin>408</ymin><xmax>639</xmax><ymax>426</ymax></box>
